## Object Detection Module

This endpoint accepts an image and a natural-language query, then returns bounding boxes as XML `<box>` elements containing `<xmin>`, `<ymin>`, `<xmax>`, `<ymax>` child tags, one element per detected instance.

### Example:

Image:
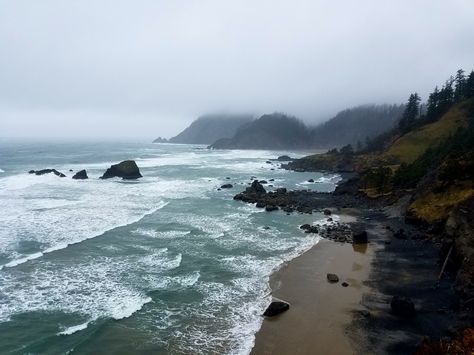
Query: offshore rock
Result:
<box><xmin>100</xmin><ymin>160</ymin><xmax>142</xmax><ymax>180</ymax></box>
<box><xmin>29</xmin><ymin>169</ymin><xmax>66</xmax><ymax>177</ymax></box>
<box><xmin>72</xmin><ymin>169</ymin><xmax>88</xmax><ymax>180</ymax></box>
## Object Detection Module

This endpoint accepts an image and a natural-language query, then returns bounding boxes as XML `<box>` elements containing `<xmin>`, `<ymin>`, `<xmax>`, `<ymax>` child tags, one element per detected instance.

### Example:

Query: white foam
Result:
<box><xmin>2</xmin><ymin>252</ymin><xmax>44</xmax><ymax>269</ymax></box>
<box><xmin>0</xmin><ymin>168</ymin><xmax>4</xmax><ymax>173</ymax></box>
<box><xmin>109</xmin><ymin>296</ymin><xmax>152</xmax><ymax>320</ymax></box>
<box><xmin>58</xmin><ymin>321</ymin><xmax>90</xmax><ymax>336</ymax></box>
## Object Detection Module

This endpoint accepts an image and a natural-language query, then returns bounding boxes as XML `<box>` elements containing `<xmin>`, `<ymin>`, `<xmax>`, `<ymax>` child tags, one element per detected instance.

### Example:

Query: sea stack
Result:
<box><xmin>72</xmin><ymin>169</ymin><xmax>88</xmax><ymax>180</ymax></box>
<box><xmin>100</xmin><ymin>160</ymin><xmax>142</xmax><ymax>180</ymax></box>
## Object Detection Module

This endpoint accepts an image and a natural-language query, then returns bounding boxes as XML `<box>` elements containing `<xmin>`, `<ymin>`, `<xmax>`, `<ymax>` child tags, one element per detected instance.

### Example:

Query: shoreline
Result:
<box><xmin>250</xmin><ymin>210</ymin><xmax>384</xmax><ymax>355</ymax></box>
<box><xmin>249</xmin><ymin>201</ymin><xmax>462</xmax><ymax>354</ymax></box>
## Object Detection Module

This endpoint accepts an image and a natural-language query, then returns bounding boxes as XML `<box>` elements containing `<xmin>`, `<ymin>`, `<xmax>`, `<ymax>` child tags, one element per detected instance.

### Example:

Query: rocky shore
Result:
<box><xmin>238</xmin><ymin>168</ymin><xmax>473</xmax><ymax>354</ymax></box>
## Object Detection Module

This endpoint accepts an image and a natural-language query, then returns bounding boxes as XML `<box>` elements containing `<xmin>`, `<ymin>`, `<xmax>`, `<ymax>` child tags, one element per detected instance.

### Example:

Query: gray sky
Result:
<box><xmin>1</xmin><ymin>0</ymin><xmax>473</xmax><ymax>139</ymax></box>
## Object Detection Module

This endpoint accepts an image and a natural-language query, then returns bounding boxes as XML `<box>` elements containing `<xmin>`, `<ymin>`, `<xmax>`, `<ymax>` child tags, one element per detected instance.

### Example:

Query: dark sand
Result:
<box><xmin>251</xmin><ymin>212</ymin><xmax>380</xmax><ymax>355</ymax></box>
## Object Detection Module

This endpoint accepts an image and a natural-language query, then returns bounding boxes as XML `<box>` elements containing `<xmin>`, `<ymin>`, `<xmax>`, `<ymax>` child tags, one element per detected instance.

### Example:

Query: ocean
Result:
<box><xmin>0</xmin><ymin>139</ymin><xmax>339</xmax><ymax>354</ymax></box>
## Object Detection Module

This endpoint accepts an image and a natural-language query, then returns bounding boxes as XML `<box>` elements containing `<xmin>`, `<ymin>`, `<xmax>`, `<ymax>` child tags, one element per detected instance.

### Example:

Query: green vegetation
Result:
<box><xmin>385</xmin><ymin>101</ymin><xmax>470</xmax><ymax>163</ymax></box>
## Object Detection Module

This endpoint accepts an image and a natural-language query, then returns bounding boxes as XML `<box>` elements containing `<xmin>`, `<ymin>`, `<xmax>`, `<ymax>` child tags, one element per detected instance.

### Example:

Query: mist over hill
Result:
<box><xmin>206</xmin><ymin>105</ymin><xmax>404</xmax><ymax>150</ymax></box>
<box><xmin>154</xmin><ymin>114</ymin><xmax>253</xmax><ymax>144</ymax></box>
<box><xmin>310</xmin><ymin>104</ymin><xmax>405</xmax><ymax>149</ymax></box>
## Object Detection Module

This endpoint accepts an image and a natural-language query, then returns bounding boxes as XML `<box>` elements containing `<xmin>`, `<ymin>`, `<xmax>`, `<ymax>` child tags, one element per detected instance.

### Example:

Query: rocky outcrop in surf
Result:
<box><xmin>100</xmin><ymin>160</ymin><xmax>142</xmax><ymax>180</ymax></box>
<box><xmin>72</xmin><ymin>169</ymin><xmax>88</xmax><ymax>180</ymax></box>
<box><xmin>28</xmin><ymin>169</ymin><xmax>66</xmax><ymax>177</ymax></box>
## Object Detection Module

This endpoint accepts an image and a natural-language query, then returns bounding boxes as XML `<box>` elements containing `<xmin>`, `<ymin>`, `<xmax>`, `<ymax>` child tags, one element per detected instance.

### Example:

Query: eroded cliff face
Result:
<box><xmin>444</xmin><ymin>196</ymin><xmax>474</xmax><ymax>305</ymax></box>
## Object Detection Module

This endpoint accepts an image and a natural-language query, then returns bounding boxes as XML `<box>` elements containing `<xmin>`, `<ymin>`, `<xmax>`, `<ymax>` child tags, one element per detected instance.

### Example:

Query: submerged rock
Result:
<box><xmin>72</xmin><ymin>169</ymin><xmax>88</xmax><ymax>180</ymax></box>
<box><xmin>29</xmin><ymin>169</ymin><xmax>66</xmax><ymax>177</ymax></box>
<box><xmin>221</xmin><ymin>183</ymin><xmax>233</xmax><ymax>189</ymax></box>
<box><xmin>100</xmin><ymin>160</ymin><xmax>142</xmax><ymax>180</ymax></box>
<box><xmin>327</xmin><ymin>273</ymin><xmax>339</xmax><ymax>283</ymax></box>
<box><xmin>263</xmin><ymin>301</ymin><xmax>290</xmax><ymax>317</ymax></box>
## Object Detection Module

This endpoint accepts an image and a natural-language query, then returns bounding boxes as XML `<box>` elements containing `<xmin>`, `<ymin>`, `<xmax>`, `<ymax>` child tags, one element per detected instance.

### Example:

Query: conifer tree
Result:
<box><xmin>398</xmin><ymin>93</ymin><xmax>421</xmax><ymax>133</ymax></box>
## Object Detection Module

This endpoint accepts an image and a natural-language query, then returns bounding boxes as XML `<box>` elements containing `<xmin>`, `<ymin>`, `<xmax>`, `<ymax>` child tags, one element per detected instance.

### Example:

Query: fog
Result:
<box><xmin>1</xmin><ymin>0</ymin><xmax>473</xmax><ymax>139</ymax></box>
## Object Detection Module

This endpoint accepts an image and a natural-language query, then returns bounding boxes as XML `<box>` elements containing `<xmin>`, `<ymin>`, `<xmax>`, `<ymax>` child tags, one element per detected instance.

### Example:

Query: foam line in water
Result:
<box><xmin>58</xmin><ymin>321</ymin><xmax>90</xmax><ymax>336</ymax></box>
<box><xmin>0</xmin><ymin>201</ymin><xmax>169</xmax><ymax>269</ymax></box>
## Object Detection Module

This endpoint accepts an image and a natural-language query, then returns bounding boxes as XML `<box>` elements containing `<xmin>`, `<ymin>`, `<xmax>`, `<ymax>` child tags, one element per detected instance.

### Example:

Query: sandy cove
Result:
<box><xmin>251</xmin><ymin>211</ymin><xmax>382</xmax><ymax>355</ymax></box>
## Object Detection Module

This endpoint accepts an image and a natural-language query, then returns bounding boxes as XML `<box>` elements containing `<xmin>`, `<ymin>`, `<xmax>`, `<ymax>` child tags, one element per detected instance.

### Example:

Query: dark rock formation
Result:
<box><xmin>308</xmin><ymin>178</ymin><xmax>314</xmax><ymax>183</ymax></box>
<box><xmin>265</xmin><ymin>205</ymin><xmax>278</xmax><ymax>212</ymax></box>
<box><xmin>327</xmin><ymin>273</ymin><xmax>339</xmax><ymax>283</ymax></box>
<box><xmin>324</xmin><ymin>209</ymin><xmax>332</xmax><ymax>215</ymax></box>
<box><xmin>352</xmin><ymin>230</ymin><xmax>368</xmax><ymax>244</ymax></box>
<box><xmin>220</xmin><ymin>184</ymin><xmax>233</xmax><ymax>189</ymax></box>
<box><xmin>100</xmin><ymin>160</ymin><xmax>142</xmax><ymax>180</ymax></box>
<box><xmin>29</xmin><ymin>169</ymin><xmax>66</xmax><ymax>177</ymax></box>
<box><xmin>263</xmin><ymin>301</ymin><xmax>290</xmax><ymax>317</ymax></box>
<box><xmin>153</xmin><ymin>137</ymin><xmax>168</xmax><ymax>143</ymax></box>
<box><xmin>72</xmin><ymin>169</ymin><xmax>88</xmax><ymax>180</ymax></box>
<box><xmin>277</xmin><ymin>155</ymin><xmax>294</xmax><ymax>161</ymax></box>
<box><xmin>390</xmin><ymin>296</ymin><xmax>416</xmax><ymax>317</ymax></box>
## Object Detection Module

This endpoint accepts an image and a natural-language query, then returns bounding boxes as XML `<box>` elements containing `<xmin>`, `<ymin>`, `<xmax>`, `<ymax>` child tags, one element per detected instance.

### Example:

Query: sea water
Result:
<box><xmin>0</xmin><ymin>138</ymin><xmax>339</xmax><ymax>354</ymax></box>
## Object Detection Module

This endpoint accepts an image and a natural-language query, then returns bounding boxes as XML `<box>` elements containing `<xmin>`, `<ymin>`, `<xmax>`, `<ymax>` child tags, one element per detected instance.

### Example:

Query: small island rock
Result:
<box><xmin>100</xmin><ymin>160</ymin><xmax>142</xmax><ymax>180</ymax></box>
<box><xmin>72</xmin><ymin>169</ymin><xmax>88</xmax><ymax>180</ymax></box>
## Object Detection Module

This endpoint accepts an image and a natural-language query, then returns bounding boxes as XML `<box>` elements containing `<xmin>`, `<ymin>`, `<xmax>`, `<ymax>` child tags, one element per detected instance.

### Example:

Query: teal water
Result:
<box><xmin>0</xmin><ymin>139</ymin><xmax>339</xmax><ymax>354</ymax></box>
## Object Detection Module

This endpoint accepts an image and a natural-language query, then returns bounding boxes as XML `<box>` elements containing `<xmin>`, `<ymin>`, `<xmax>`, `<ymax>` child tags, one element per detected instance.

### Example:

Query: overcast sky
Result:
<box><xmin>1</xmin><ymin>0</ymin><xmax>473</xmax><ymax>139</ymax></box>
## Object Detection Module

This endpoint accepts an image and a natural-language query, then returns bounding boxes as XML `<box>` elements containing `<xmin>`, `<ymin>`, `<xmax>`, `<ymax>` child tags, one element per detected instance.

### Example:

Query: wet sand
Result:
<box><xmin>251</xmin><ymin>228</ymin><xmax>375</xmax><ymax>355</ymax></box>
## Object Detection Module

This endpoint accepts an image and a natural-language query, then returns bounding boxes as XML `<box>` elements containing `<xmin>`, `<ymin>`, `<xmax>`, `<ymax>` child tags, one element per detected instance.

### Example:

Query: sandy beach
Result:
<box><xmin>251</xmin><ymin>212</ymin><xmax>380</xmax><ymax>355</ymax></box>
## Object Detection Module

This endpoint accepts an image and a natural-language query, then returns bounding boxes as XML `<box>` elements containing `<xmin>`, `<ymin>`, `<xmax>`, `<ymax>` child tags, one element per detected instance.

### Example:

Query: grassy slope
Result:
<box><xmin>384</xmin><ymin>103</ymin><xmax>469</xmax><ymax>164</ymax></box>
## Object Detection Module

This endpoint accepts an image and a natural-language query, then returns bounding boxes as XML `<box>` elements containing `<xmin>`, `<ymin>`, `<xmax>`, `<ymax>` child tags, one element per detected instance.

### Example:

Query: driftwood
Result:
<box><xmin>438</xmin><ymin>245</ymin><xmax>453</xmax><ymax>283</ymax></box>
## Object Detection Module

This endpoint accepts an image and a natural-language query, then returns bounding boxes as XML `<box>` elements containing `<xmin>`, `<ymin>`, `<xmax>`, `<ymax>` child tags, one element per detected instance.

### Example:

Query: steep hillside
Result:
<box><xmin>384</xmin><ymin>102</ymin><xmax>470</xmax><ymax>163</ymax></box>
<box><xmin>155</xmin><ymin>114</ymin><xmax>253</xmax><ymax>144</ymax></box>
<box><xmin>310</xmin><ymin>104</ymin><xmax>404</xmax><ymax>148</ymax></box>
<box><xmin>210</xmin><ymin>113</ymin><xmax>311</xmax><ymax>150</ymax></box>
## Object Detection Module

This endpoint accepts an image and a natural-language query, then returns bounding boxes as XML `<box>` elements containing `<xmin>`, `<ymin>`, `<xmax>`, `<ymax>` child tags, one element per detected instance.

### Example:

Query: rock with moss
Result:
<box><xmin>100</xmin><ymin>160</ymin><xmax>142</xmax><ymax>180</ymax></box>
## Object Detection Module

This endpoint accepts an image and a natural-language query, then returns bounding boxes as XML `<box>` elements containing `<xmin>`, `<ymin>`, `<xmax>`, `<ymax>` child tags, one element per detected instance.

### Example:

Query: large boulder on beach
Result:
<box><xmin>390</xmin><ymin>296</ymin><xmax>416</xmax><ymax>317</ymax></box>
<box><xmin>29</xmin><ymin>169</ymin><xmax>66</xmax><ymax>177</ymax></box>
<box><xmin>327</xmin><ymin>273</ymin><xmax>339</xmax><ymax>283</ymax></box>
<box><xmin>100</xmin><ymin>160</ymin><xmax>142</xmax><ymax>180</ymax></box>
<box><xmin>72</xmin><ymin>169</ymin><xmax>88</xmax><ymax>180</ymax></box>
<box><xmin>352</xmin><ymin>230</ymin><xmax>368</xmax><ymax>244</ymax></box>
<box><xmin>263</xmin><ymin>301</ymin><xmax>290</xmax><ymax>317</ymax></box>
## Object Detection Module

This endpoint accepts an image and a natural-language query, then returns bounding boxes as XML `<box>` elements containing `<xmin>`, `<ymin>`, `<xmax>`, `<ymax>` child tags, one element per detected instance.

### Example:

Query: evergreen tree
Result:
<box><xmin>466</xmin><ymin>71</ymin><xmax>474</xmax><ymax>98</ymax></box>
<box><xmin>426</xmin><ymin>86</ymin><xmax>440</xmax><ymax>122</ymax></box>
<box><xmin>399</xmin><ymin>93</ymin><xmax>421</xmax><ymax>133</ymax></box>
<box><xmin>454</xmin><ymin>69</ymin><xmax>466</xmax><ymax>101</ymax></box>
